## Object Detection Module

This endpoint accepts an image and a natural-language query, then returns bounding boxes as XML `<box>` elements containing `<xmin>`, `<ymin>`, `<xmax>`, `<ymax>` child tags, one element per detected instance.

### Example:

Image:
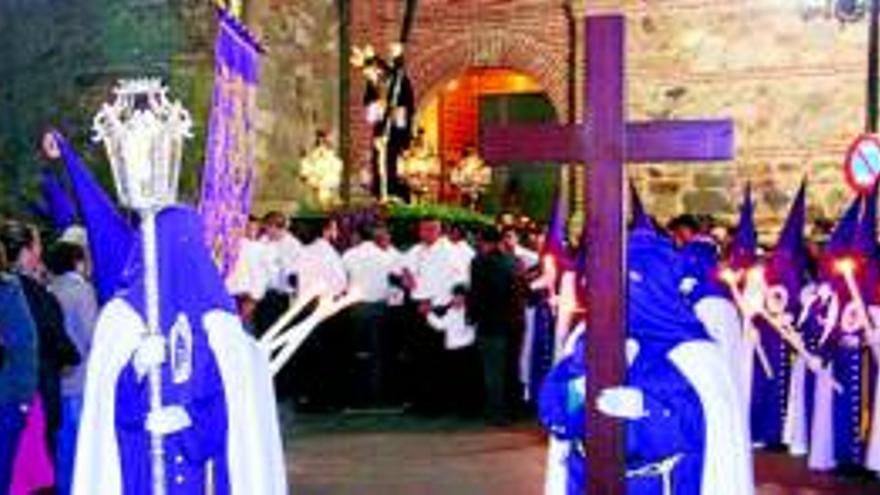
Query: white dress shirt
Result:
<box><xmin>401</xmin><ymin>237</ymin><xmax>465</xmax><ymax>306</ymax></box>
<box><xmin>514</xmin><ymin>244</ymin><xmax>540</xmax><ymax>270</ymax></box>
<box><xmin>226</xmin><ymin>238</ymin><xmax>270</xmax><ymax>300</ymax></box>
<box><xmin>262</xmin><ymin>232</ymin><xmax>303</xmax><ymax>293</ymax></box>
<box><xmin>427</xmin><ymin>305</ymin><xmax>475</xmax><ymax>350</ymax></box>
<box><xmin>342</xmin><ymin>241</ymin><xmax>401</xmax><ymax>303</ymax></box>
<box><xmin>296</xmin><ymin>238</ymin><xmax>347</xmax><ymax>298</ymax></box>
<box><xmin>449</xmin><ymin>239</ymin><xmax>476</xmax><ymax>285</ymax></box>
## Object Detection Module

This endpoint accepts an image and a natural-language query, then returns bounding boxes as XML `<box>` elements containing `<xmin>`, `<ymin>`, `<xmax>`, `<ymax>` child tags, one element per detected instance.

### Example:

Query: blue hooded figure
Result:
<box><xmin>540</xmin><ymin>225</ymin><xmax>754</xmax><ymax>495</ymax></box>
<box><xmin>831</xmin><ymin>184</ymin><xmax>879</xmax><ymax>470</ymax></box>
<box><xmin>73</xmin><ymin>206</ymin><xmax>287</xmax><ymax>495</ymax></box>
<box><xmin>750</xmin><ymin>180</ymin><xmax>808</xmax><ymax>448</ymax></box>
<box><xmin>537</xmin><ymin>322</ymin><xmax>586</xmax><ymax>495</ymax></box>
<box><xmin>800</xmin><ymin>193</ymin><xmax>871</xmax><ymax>471</ymax></box>
<box><xmin>526</xmin><ymin>188</ymin><xmax>568</xmax><ymax>402</ymax></box>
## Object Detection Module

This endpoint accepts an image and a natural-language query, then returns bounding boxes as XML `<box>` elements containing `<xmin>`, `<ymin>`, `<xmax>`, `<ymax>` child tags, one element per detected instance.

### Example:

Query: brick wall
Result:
<box><xmin>349</xmin><ymin>0</ymin><xmax>572</xmax><ymax>192</ymax></box>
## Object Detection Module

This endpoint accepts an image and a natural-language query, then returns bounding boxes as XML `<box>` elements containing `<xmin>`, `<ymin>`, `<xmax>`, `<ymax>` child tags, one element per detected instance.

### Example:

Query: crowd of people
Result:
<box><xmin>226</xmin><ymin>211</ymin><xmax>555</xmax><ymax>423</ymax></box>
<box><xmin>0</xmin><ymin>221</ymin><xmax>97</xmax><ymax>495</ymax></box>
<box><xmin>7</xmin><ymin>169</ymin><xmax>880</xmax><ymax>495</ymax></box>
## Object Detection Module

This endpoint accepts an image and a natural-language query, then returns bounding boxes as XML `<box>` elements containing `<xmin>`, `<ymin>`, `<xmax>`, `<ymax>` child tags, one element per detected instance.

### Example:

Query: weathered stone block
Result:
<box><xmin>683</xmin><ymin>190</ymin><xmax>735</xmax><ymax>215</ymax></box>
<box><xmin>693</xmin><ymin>172</ymin><xmax>734</xmax><ymax>189</ymax></box>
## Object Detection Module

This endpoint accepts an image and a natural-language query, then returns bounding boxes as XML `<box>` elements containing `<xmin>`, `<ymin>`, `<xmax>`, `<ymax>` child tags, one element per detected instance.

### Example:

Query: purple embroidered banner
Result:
<box><xmin>199</xmin><ymin>9</ymin><xmax>262</xmax><ymax>276</ymax></box>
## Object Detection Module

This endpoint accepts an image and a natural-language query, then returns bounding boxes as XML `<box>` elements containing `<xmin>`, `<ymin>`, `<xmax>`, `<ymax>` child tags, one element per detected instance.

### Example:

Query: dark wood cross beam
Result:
<box><xmin>480</xmin><ymin>15</ymin><xmax>734</xmax><ymax>495</ymax></box>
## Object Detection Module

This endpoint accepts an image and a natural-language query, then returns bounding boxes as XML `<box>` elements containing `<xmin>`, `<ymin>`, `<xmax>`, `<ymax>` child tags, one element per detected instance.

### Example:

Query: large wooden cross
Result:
<box><xmin>480</xmin><ymin>15</ymin><xmax>734</xmax><ymax>494</ymax></box>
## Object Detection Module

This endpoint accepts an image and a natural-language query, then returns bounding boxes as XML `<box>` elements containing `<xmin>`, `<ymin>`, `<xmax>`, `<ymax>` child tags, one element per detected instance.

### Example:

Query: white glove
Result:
<box><xmin>394</xmin><ymin>108</ymin><xmax>408</xmax><ymax>128</ymax></box>
<box><xmin>145</xmin><ymin>406</ymin><xmax>192</xmax><ymax>436</ymax></box>
<box><xmin>746</xmin><ymin>327</ymin><xmax>760</xmax><ymax>344</ymax></box>
<box><xmin>133</xmin><ymin>335</ymin><xmax>166</xmax><ymax>380</ymax></box>
<box><xmin>805</xmin><ymin>355</ymin><xmax>823</xmax><ymax>373</ymax></box>
<box><xmin>679</xmin><ymin>277</ymin><xmax>698</xmax><ymax>296</ymax></box>
<box><xmin>596</xmin><ymin>386</ymin><xmax>647</xmax><ymax>420</ymax></box>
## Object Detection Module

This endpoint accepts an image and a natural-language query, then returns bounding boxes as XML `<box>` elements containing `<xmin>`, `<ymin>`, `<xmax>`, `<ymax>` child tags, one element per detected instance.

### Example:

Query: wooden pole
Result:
<box><xmin>868</xmin><ymin>0</ymin><xmax>879</xmax><ymax>132</ymax></box>
<box><xmin>584</xmin><ymin>15</ymin><xmax>626</xmax><ymax>495</ymax></box>
<box><xmin>338</xmin><ymin>0</ymin><xmax>352</xmax><ymax>204</ymax></box>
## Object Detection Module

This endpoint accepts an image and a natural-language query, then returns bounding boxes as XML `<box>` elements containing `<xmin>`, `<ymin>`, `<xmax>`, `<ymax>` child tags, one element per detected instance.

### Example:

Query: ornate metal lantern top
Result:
<box><xmin>93</xmin><ymin>79</ymin><xmax>192</xmax><ymax>211</ymax></box>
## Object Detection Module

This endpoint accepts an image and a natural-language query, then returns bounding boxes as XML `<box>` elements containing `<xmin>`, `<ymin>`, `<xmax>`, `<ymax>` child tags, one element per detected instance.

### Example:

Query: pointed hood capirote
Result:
<box><xmin>628</xmin><ymin>225</ymin><xmax>709</xmax><ymax>346</ymax></box>
<box><xmin>729</xmin><ymin>183</ymin><xmax>757</xmax><ymax>270</ymax></box>
<box><xmin>55</xmin><ymin>132</ymin><xmax>136</xmax><ymax>303</ymax></box>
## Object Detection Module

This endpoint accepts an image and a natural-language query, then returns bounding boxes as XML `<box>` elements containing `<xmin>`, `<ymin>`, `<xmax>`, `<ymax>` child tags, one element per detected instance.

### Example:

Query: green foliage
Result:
<box><xmin>0</xmin><ymin>0</ymin><xmax>215</xmax><ymax>217</ymax></box>
<box><xmin>384</xmin><ymin>202</ymin><xmax>494</xmax><ymax>226</ymax></box>
<box><xmin>291</xmin><ymin>201</ymin><xmax>494</xmax><ymax>249</ymax></box>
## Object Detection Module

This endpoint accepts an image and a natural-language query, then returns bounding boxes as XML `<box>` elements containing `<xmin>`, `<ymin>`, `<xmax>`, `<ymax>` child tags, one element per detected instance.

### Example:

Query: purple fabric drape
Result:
<box><xmin>198</xmin><ymin>9</ymin><xmax>262</xmax><ymax>277</ymax></box>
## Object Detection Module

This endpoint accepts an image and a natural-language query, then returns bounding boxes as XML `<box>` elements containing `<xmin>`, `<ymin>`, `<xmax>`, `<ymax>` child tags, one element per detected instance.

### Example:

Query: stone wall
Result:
<box><xmin>248</xmin><ymin>0</ymin><xmax>341</xmax><ymax>214</ymax></box>
<box><xmin>594</xmin><ymin>0</ymin><xmax>867</xmax><ymax>239</ymax></box>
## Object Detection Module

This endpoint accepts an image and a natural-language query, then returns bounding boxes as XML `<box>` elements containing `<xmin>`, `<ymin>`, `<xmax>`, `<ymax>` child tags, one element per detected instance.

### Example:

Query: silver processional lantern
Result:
<box><xmin>93</xmin><ymin>78</ymin><xmax>192</xmax><ymax>211</ymax></box>
<box><xmin>93</xmin><ymin>79</ymin><xmax>192</xmax><ymax>495</ymax></box>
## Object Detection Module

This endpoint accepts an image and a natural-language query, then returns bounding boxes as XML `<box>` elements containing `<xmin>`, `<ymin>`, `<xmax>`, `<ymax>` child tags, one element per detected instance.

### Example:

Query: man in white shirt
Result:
<box><xmin>342</xmin><ymin>223</ymin><xmax>402</xmax><ymax>406</ymax></box>
<box><xmin>343</xmin><ymin>224</ymin><xmax>401</xmax><ymax>304</ymax></box>
<box><xmin>501</xmin><ymin>226</ymin><xmax>540</xmax><ymax>271</ymax></box>
<box><xmin>225</xmin><ymin>216</ymin><xmax>270</xmax><ymax>329</ymax></box>
<box><xmin>399</xmin><ymin>217</ymin><xmax>466</xmax><ymax>413</ymax></box>
<box><xmin>400</xmin><ymin>218</ymin><xmax>465</xmax><ymax>307</ymax></box>
<box><xmin>297</xmin><ymin>218</ymin><xmax>347</xmax><ymax>299</ymax></box>
<box><xmin>252</xmin><ymin>212</ymin><xmax>302</xmax><ymax>338</ymax></box>
<box><xmin>448</xmin><ymin>224</ymin><xmax>476</xmax><ymax>284</ymax></box>
<box><xmin>261</xmin><ymin>212</ymin><xmax>303</xmax><ymax>295</ymax></box>
<box><xmin>288</xmin><ymin>217</ymin><xmax>349</xmax><ymax>410</ymax></box>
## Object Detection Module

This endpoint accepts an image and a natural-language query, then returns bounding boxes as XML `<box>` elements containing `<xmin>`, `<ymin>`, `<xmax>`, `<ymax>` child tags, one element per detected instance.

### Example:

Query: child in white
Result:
<box><xmin>426</xmin><ymin>286</ymin><xmax>482</xmax><ymax>415</ymax></box>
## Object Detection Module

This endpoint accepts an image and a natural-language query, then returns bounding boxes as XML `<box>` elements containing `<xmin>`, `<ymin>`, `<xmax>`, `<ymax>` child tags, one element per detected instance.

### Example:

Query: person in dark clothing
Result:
<box><xmin>0</xmin><ymin>221</ymin><xmax>79</xmax><ymax>454</ymax></box>
<box><xmin>469</xmin><ymin>226</ymin><xmax>526</xmax><ymax>423</ymax></box>
<box><xmin>0</xmin><ymin>242</ymin><xmax>39</xmax><ymax>495</ymax></box>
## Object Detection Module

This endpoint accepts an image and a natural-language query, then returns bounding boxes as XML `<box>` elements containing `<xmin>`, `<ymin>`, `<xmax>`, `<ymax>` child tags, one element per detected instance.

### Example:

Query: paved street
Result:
<box><xmin>284</xmin><ymin>410</ymin><xmax>880</xmax><ymax>494</ymax></box>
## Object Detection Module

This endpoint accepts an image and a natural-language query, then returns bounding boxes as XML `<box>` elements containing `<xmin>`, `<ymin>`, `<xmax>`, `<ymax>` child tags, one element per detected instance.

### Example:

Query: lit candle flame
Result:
<box><xmin>835</xmin><ymin>257</ymin><xmax>856</xmax><ymax>276</ymax></box>
<box><xmin>719</xmin><ymin>267</ymin><xmax>739</xmax><ymax>286</ymax></box>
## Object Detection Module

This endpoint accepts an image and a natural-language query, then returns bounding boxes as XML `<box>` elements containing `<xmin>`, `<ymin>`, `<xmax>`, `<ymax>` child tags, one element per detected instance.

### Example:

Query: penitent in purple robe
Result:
<box><xmin>112</xmin><ymin>206</ymin><xmax>235</xmax><ymax>494</ymax></box>
<box><xmin>73</xmin><ymin>200</ymin><xmax>288</xmax><ymax>495</ymax></box>
<box><xmin>115</xmin><ymin>336</ymin><xmax>229</xmax><ymax>494</ymax></box>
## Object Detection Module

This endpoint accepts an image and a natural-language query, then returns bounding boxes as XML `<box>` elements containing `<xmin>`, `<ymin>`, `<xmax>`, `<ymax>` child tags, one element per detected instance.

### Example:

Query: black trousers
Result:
<box><xmin>440</xmin><ymin>344</ymin><xmax>484</xmax><ymax>416</ymax></box>
<box><xmin>347</xmin><ymin>302</ymin><xmax>391</xmax><ymax>407</ymax></box>
<box><xmin>478</xmin><ymin>334</ymin><xmax>518</xmax><ymax>422</ymax></box>
<box><xmin>400</xmin><ymin>302</ymin><xmax>444</xmax><ymax>413</ymax></box>
<box><xmin>290</xmin><ymin>305</ymin><xmax>351</xmax><ymax>411</ymax></box>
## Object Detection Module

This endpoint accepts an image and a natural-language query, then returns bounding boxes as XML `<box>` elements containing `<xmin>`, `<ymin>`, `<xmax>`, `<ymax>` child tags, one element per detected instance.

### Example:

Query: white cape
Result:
<box><xmin>669</xmin><ymin>340</ymin><xmax>755</xmax><ymax>495</ymax></box>
<box><xmin>807</xmin><ymin>364</ymin><xmax>836</xmax><ymax>471</ymax></box>
<box><xmin>73</xmin><ymin>299</ymin><xmax>288</xmax><ymax>495</ymax></box>
<box><xmin>866</xmin><ymin>346</ymin><xmax>880</xmax><ymax>473</ymax></box>
<box><xmin>782</xmin><ymin>356</ymin><xmax>809</xmax><ymax>456</ymax></box>
<box><xmin>544</xmin><ymin>323</ymin><xmax>585</xmax><ymax>495</ymax></box>
<box><xmin>693</xmin><ymin>296</ymin><xmax>751</xmax><ymax>423</ymax></box>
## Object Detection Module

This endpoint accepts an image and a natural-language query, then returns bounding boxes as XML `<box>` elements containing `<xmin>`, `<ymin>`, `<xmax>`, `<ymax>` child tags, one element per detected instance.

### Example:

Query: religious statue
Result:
<box><xmin>399</xmin><ymin>128</ymin><xmax>441</xmax><ymax>203</ymax></box>
<box><xmin>299</xmin><ymin>130</ymin><xmax>343</xmax><ymax>208</ymax></box>
<box><xmin>351</xmin><ymin>42</ymin><xmax>415</xmax><ymax>202</ymax></box>
<box><xmin>450</xmin><ymin>145</ymin><xmax>492</xmax><ymax>209</ymax></box>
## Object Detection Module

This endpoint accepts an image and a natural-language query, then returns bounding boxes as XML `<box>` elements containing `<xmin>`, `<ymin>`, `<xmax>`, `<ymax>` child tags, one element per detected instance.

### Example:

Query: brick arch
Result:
<box><xmin>408</xmin><ymin>31</ymin><xmax>568</xmax><ymax>120</ymax></box>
